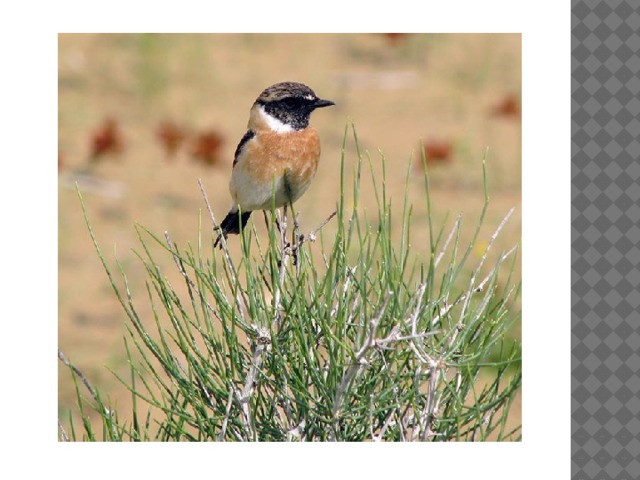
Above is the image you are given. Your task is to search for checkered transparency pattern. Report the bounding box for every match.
[572,1,640,479]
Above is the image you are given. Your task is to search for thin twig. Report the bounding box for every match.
[200,178,266,440]
[164,231,221,322]
[217,387,235,441]
[293,211,302,270]
[272,206,289,332]
[374,409,396,442]
[372,356,402,441]
[331,293,393,428]
[58,348,113,422]
[434,214,462,268]
[475,244,519,293]
[376,330,439,346]
[459,208,514,324]
[236,342,268,440]
[409,282,428,338]
[58,421,70,442]
[198,178,248,322]
[58,349,99,405]
[270,208,337,331]
[331,267,355,317]
[412,210,515,442]
[291,210,337,255]
[430,243,519,330]
[399,282,438,366]
[368,394,377,441]
[198,178,220,231]
[420,362,441,441]
[279,375,297,438]
[235,326,272,440]
[287,420,306,441]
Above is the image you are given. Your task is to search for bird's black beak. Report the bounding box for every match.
[313,98,335,109]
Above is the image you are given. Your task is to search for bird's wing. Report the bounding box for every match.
[233,130,256,166]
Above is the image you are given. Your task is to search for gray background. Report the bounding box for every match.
[572,0,640,478]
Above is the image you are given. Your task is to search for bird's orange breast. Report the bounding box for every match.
[243,128,321,189]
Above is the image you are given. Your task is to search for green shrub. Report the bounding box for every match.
[59,126,521,441]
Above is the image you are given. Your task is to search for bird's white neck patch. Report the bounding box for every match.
[257,105,293,133]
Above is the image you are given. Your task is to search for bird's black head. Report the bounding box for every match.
[255,81,334,130]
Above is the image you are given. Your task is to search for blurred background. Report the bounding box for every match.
[58,33,521,433]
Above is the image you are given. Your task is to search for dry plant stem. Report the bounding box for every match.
[409,283,428,339]
[198,178,220,233]
[237,343,268,440]
[419,363,442,441]
[471,409,493,441]
[292,210,337,254]
[368,394,376,441]
[198,179,247,322]
[430,243,518,332]
[476,244,519,293]
[288,420,306,441]
[330,285,445,441]
[372,356,402,441]
[272,208,338,332]
[376,329,438,346]
[331,266,355,318]
[58,348,106,414]
[58,348,118,439]
[279,376,303,440]
[199,178,264,440]
[434,214,462,268]
[405,283,437,366]
[272,403,289,437]
[198,178,230,264]
[272,206,290,332]
[458,207,514,325]
[377,354,408,441]
[58,421,70,442]
[410,209,516,441]
[375,408,397,441]
[292,212,301,271]
[194,375,214,409]
[472,208,516,290]
[393,391,408,442]
[217,386,235,441]
[330,293,393,437]
[164,231,221,323]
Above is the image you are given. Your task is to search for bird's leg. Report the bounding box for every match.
[281,205,289,250]
[274,210,283,236]
[274,205,291,274]
[292,210,302,267]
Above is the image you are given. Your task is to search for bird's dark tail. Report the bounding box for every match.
[214,210,252,248]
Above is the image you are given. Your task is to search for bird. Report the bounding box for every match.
[214,81,335,248]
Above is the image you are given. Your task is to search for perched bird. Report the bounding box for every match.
[214,81,334,247]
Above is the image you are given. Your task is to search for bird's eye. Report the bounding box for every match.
[281,98,300,109]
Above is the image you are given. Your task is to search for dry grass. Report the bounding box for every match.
[58,33,521,437]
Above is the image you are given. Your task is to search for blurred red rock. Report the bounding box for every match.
[156,120,187,159]
[417,139,453,169]
[190,129,225,167]
[491,94,521,119]
[381,33,410,46]
[89,117,124,162]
